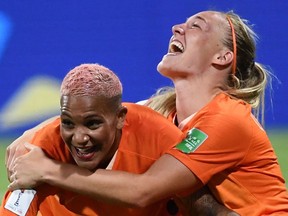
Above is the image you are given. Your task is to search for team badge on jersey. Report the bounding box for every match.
[175,128,208,153]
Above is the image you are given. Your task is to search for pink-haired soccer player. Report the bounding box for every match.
[2,63,236,215]
[1,63,185,215]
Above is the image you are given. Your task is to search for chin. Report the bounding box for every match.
[76,161,97,171]
[157,62,169,76]
[158,67,176,80]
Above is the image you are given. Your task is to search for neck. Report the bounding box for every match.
[98,130,122,170]
[173,76,223,123]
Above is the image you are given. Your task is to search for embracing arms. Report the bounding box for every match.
[6,117,239,215]
[9,144,199,208]
[8,144,239,215]
[5,116,58,181]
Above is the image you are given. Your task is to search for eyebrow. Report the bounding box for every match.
[195,15,207,23]
[186,15,207,24]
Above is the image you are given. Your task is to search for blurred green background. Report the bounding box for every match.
[0,129,287,201]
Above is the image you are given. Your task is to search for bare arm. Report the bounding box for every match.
[5,116,59,181]
[9,145,239,215]
[9,145,201,208]
[181,186,240,216]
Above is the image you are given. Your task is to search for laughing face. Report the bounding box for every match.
[157,11,227,78]
[60,95,126,171]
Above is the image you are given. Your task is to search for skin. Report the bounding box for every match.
[5,116,59,182]
[158,11,232,122]
[9,95,127,187]
[8,11,239,215]
[59,95,126,171]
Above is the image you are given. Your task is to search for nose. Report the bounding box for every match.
[172,24,185,35]
[72,128,89,145]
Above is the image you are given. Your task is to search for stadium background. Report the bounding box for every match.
[0,1,287,197]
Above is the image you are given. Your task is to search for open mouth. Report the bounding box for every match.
[169,40,184,54]
[73,145,99,160]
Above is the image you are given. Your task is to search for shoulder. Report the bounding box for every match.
[121,102,183,141]
[32,117,69,160]
[204,93,252,125]
[119,103,183,158]
[123,102,173,125]
[34,117,61,138]
[188,94,254,138]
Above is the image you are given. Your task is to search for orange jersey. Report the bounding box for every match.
[167,93,288,215]
[1,103,184,216]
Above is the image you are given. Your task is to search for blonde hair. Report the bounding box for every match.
[222,11,272,125]
[147,11,273,126]
[145,87,176,118]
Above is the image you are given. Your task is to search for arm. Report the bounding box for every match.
[180,186,239,216]
[9,145,201,208]
[5,116,59,180]
[9,145,239,216]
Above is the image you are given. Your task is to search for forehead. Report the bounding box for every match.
[187,11,228,41]
[61,95,111,112]
[187,11,225,26]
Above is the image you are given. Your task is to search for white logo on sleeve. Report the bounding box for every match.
[5,189,36,216]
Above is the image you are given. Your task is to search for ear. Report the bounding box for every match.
[116,106,127,129]
[212,49,233,67]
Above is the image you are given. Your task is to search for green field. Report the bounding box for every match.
[0,130,287,201]
[0,139,12,200]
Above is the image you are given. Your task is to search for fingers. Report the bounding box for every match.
[5,145,10,167]
[8,157,18,182]
[6,146,17,181]
[8,171,36,191]
[5,145,14,171]
[6,143,30,181]
[24,142,36,151]
[6,144,44,191]
[8,179,17,191]
[8,164,30,191]
[5,130,34,170]
[5,146,11,181]
[5,137,23,168]
[6,146,16,182]
[10,171,16,181]
[8,172,18,191]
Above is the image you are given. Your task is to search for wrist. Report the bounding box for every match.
[41,159,61,185]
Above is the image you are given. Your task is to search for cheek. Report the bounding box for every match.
[94,127,117,147]
[91,129,114,145]
[60,129,72,145]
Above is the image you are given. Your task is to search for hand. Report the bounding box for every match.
[5,129,35,182]
[8,143,49,191]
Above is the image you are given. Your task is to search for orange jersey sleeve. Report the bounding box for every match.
[31,118,73,163]
[166,93,288,215]
[0,119,70,216]
[58,103,185,216]
[114,103,184,173]
[1,103,185,216]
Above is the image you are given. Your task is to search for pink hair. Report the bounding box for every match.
[60,63,122,98]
